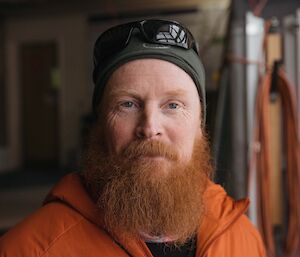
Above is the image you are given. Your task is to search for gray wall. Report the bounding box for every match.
[0,18,6,147]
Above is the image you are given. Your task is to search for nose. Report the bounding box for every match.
[135,105,162,139]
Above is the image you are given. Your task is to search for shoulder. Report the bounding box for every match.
[202,183,266,257]
[0,202,108,257]
[0,202,128,257]
[0,202,82,256]
[206,213,266,257]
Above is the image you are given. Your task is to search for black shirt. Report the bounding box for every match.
[146,237,196,257]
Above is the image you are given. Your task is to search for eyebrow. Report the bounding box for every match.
[163,89,188,97]
[107,90,141,101]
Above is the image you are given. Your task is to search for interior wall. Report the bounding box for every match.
[0,0,229,19]
[0,18,6,147]
[1,14,89,171]
[0,17,10,171]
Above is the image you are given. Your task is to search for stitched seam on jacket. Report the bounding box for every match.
[40,216,85,257]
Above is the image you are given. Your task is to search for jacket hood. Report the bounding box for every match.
[44,173,104,228]
[44,173,249,256]
[196,181,250,256]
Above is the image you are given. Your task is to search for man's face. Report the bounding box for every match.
[83,58,211,244]
[100,59,202,168]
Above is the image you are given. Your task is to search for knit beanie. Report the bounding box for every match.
[92,30,206,121]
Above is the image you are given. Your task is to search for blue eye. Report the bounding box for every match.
[120,101,134,108]
[168,103,179,109]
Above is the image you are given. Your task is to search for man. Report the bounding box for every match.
[0,19,266,256]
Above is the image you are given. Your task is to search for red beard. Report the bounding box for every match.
[81,125,213,245]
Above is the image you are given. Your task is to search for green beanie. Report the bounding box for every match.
[92,32,206,121]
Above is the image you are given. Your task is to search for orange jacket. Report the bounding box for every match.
[0,173,266,256]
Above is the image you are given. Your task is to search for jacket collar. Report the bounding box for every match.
[44,173,249,257]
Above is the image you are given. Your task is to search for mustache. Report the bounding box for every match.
[122,140,179,161]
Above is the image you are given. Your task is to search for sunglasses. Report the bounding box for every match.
[93,19,199,69]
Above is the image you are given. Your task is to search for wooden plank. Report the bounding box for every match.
[266,32,283,226]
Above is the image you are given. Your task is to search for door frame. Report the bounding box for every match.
[3,18,65,170]
[20,41,60,168]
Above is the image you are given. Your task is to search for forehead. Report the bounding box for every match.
[104,59,200,99]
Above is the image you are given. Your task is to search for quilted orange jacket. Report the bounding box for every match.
[0,173,266,257]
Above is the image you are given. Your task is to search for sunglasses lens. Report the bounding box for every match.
[94,24,133,67]
[142,20,191,49]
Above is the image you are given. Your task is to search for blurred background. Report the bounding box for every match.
[0,0,300,256]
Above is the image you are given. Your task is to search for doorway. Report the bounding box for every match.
[20,42,59,169]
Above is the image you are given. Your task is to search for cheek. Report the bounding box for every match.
[168,120,201,160]
[105,117,136,154]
